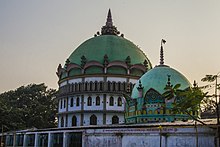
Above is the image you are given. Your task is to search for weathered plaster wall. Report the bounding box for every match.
[83,126,216,147]
[1,123,216,147]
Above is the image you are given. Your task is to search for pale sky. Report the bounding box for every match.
[0,0,220,93]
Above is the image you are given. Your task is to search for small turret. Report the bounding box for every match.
[137,80,144,98]
[166,75,173,88]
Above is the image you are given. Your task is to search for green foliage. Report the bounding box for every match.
[0,83,57,132]
[201,74,220,111]
[201,74,220,89]
[172,87,207,113]
[163,84,182,101]
[201,75,218,82]
[163,84,206,113]
[163,84,208,125]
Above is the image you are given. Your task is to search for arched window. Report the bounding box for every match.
[60,100,63,109]
[112,115,119,124]
[90,114,97,125]
[96,96,100,106]
[85,82,88,91]
[74,83,77,91]
[64,99,66,108]
[108,81,111,91]
[72,116,77,126]
[112,82,116,91]
[94,81,98,91]
[118,97,122,106]
[99,82,103,91]
[76,97,80,106]
[109,96,114,106]
[72,84,75,92]
[71,83,74,92]
[70,98,74,107]
[88,97,92,106]
[78,83,81,91]
[89,81,93,91]
[61,117,64,127]
[122,82,126,91]
[118,82,121,91]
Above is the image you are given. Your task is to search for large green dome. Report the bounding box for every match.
[68,35,151,68]
[131,65,191,98]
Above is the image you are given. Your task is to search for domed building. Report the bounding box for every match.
[0,10,216,147]
[125,40,197,124]
[56,9,151,127]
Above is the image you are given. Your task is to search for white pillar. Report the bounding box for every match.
[23,134,27,147]
[13,133,16,147]
[63,132,67,147]
[82,132,85,147]
[34,133,38,147]
[48,133,51,147]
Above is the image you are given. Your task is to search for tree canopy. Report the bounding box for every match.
[0,83,57,132]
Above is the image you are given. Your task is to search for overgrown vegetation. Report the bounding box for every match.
[0,83,57,132]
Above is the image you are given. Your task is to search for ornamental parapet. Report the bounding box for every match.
[57,81,134,97]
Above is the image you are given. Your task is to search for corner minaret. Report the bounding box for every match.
[101,9,120,36]
[160,39,166,65]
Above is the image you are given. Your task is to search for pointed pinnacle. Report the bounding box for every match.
[106,9,113,26]
[101,9,120,36]
[160,39,166,65]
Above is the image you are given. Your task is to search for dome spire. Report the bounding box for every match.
[101,9,120,36]
[160,39,166,65]
[106,9,113,26]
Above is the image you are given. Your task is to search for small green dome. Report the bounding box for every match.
[68,35,151,68]
[131,65,191,98]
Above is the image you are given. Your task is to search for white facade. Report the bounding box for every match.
[107,77,127,82]
[68,78,83,84]
[84,77,104,82]
[58,89,126,128]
